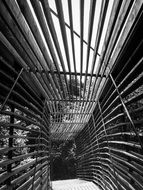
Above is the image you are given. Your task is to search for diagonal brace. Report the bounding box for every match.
[0,68,23,111]
[110,74,143,150]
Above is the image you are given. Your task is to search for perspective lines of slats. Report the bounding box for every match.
[52,179,100,190]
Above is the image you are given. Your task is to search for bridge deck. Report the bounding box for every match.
[52,179,100,190]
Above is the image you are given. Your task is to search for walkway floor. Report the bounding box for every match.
[52,179,100,190]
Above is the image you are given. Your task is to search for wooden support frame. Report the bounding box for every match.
[0,0,143,189]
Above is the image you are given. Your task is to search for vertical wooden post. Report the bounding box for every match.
[7,106,14,189]
[86,123,94,181]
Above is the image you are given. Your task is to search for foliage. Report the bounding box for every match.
[51,140,76,180]
[0,106,37,167]
[68,76,82,97]
[50,76,96,124]
[50,76,83,123]
[0,107,27,154]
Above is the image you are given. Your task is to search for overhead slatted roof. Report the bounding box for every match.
[0,0,142,141]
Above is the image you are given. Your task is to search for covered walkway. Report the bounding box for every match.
[0,0,143,190]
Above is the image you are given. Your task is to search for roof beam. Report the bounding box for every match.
[44,71,106,77]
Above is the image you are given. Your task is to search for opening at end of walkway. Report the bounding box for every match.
[52,179,100,190]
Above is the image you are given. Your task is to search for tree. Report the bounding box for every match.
[50,140,76,180]
[51,76,84,123]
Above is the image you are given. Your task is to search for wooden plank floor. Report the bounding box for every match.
[52,179,100,190]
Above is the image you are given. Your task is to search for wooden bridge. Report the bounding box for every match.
[0,0,143,190]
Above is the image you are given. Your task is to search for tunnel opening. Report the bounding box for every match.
[50,140,76,181]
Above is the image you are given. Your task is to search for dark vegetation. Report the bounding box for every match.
[50,140,76,180]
